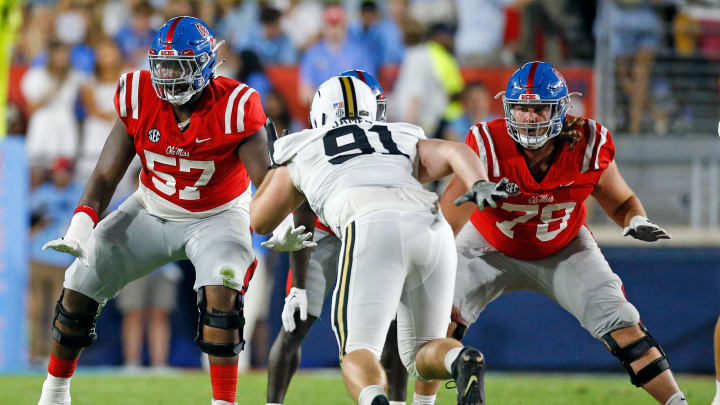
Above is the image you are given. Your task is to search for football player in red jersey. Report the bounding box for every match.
[422,61,686,405]
[36,17,313,405]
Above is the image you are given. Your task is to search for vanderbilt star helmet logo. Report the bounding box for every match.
[148,128,161,143]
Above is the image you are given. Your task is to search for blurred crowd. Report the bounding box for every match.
[8,1,720,178]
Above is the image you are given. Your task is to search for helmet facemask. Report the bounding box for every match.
[376,94,387,122]
[149,40,224,105]
[499,92,569,150]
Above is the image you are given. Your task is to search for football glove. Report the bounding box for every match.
[281,287,308,332]
[623,215,671,242]
[261,214,317,252]
[454,178,510,209]
[42,211,94,265]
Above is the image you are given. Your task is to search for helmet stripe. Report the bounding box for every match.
[525,61,539,93]
[338,76,357,117]
[354,69,366,84]
[165,17,183,49]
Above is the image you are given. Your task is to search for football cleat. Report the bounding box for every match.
[451,347,486,405]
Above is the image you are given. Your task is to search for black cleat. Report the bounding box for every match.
[451,347,486,405]
[370,394,390,405]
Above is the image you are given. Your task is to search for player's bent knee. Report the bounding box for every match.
[591,301,640,339]
[52,289,101,348]
[195,286,245,357]
[601,324,670,387]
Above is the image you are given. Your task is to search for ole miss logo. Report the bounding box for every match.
[194,23,209,37]
[148,128,161,143]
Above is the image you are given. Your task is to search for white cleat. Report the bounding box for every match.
[210,400,237,405]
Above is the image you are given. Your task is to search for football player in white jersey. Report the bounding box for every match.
[265,69,411,405]
[251,75,509,405]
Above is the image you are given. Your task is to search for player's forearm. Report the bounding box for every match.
[446,143,489,189]
[289,201,316,289]
[605,194,647,228]
[439,176,476,235]
[77,175,120,216]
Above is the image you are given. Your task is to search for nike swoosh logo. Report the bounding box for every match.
[196,138,211,143]
[464,375,478,396]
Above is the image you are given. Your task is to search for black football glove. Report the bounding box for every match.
[454,178,510,209]
[265,118,279,168]
[623,215,671,242]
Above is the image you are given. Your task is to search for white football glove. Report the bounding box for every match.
[261,214,317,252]
[281,287,308,332]
[622,215,671,242]
[42,211,94,265]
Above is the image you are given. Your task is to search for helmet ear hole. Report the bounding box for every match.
[321,113,326,126]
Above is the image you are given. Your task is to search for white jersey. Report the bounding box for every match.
[273,119,439,234]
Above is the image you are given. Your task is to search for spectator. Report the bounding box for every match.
[215,0,261,54]
[236,50,272,101]
[264,90,303,135]
[454,0,520,66]
[280,0,323,52]
[27,157,83,364]
[390,21,464,138]
[515,0,568,65]
[54,0,96,74]
[21,38,84,165]
[409,0,455,26]
[116,263,181,371]
[348,1,384,73]
[298,4,375,105]
[114,0,157,69]
[443,81,499,141]
[597,0,661,135]
[77,37,122,184]
[249,6,298,66]
[378,0,409,66]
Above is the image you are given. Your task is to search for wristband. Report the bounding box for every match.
[74,205,99,226]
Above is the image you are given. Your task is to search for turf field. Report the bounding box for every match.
[2,370,714,405]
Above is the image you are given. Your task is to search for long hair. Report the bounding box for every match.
[554,116,586,149]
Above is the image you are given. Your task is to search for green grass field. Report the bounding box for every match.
[1,370,714,405]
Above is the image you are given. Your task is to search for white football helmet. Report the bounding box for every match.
[309,75,377,128]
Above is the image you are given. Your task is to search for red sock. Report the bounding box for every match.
[48,354,78,378]
[210,363,237,403]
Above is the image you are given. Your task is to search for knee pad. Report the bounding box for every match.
[51,289,100,348]
[601,324,670,387]
[195,287,245,357]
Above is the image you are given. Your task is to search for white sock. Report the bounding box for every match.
[716,379,720,396]
[358,385,387,405]
[389,402,406,405]
[411,392,436,405]
[38,374,71,405]
[210,400,237,405]
[664,391,687,405]
[444,347,463,374]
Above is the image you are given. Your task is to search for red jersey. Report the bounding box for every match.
[465,117,614,260]
[113,70,266,214]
